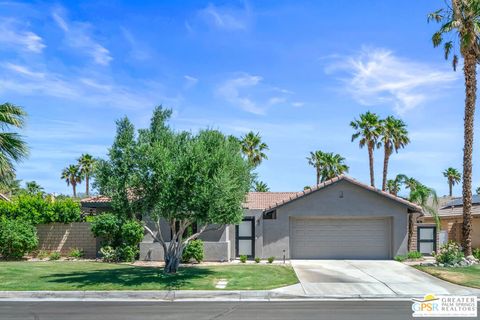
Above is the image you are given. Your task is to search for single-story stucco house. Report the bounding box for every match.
[82,175,437,261]
[421,195,480,250]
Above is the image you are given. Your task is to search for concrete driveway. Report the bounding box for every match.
[290,260,480,298]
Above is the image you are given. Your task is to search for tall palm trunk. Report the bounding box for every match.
[368,142,375,187]
[72,183,77,198]
[448,180,453,197]
[462,50,476,257]
[316,168,320,185]
[382,145,390,191]
[85,174,90,196]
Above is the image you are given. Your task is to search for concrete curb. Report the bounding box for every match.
[0,290,453,302]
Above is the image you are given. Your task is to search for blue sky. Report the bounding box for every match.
[0,0,474,197]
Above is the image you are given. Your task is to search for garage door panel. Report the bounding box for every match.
[291,218,390,259]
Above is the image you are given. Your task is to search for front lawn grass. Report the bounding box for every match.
[0,261,298,291]
[416,264,480,289]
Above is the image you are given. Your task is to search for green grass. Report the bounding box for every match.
[0,261,298,291]
[416,265,480,289]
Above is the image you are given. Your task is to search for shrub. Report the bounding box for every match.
[49,251,61,261]
[239,255,247,263]
[116,245,138,262]
[90,213,120,245]
[100,246,117,262]
[435,241,464,265]
[36,250,49,260]
[394,255,407,262]
[0,194,81,224]
[120,220,144,247]
[406,251,423,260]
[254,257,261,263]
[267,256,275,264]
[182,239,204,263]
[69,248,84,259]
[0,218,38,259]
[473,248,480,260]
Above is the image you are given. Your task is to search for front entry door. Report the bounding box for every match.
[236,217,255,258]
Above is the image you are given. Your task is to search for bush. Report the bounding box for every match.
[120,220,144,247]
[116,245,138,262]
[90,213,120,245]
[435,241,464,265]
[267,256,275,264]
[0,194,81,225]
[182,239,204,263]
[406,251,423,260]
[394,255,407,262]
[0,218,38,259]
[49,251,61,261]
[35,250,49,260]
[239,255,247,263]
[69,248,84,259]
[100,246,117,262]
[254,257,261,263]
[473,248,480,260]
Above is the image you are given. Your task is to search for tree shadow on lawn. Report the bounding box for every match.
[41,266,215,290]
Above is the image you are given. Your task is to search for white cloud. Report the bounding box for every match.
[184,75,199,88]
[52,8,112,66]
[291,101,304,107]
[0,18,45,53]
[0,62,180,110]
[197,3,249,31]
[325,47,458,114]
[216,74,264,114]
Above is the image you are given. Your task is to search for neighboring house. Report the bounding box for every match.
[422,195,480,250]
[81,175,424,261]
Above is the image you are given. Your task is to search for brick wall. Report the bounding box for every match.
[36,222,99,258]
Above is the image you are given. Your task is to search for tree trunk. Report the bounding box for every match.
[462,51,476,257]
[382,145,390,191]
[72,183,77,198]
[316,168,320,185]
[164,247,183,273]
[368,143,375,187]
[449,180,453,197]
[407,213,414,252]
[86,175,90,196]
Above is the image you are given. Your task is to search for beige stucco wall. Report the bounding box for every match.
[424,215,480,248]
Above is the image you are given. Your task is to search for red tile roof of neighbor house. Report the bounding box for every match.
[81,175,422,212]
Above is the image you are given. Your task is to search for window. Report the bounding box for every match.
[263,210,277,220]
[417,226,436,255]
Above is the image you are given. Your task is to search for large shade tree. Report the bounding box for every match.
[380,116,409,191]
[61,165,82,198]
[96,107,252,273]
[78,153,96,196]
[0,103,28,184]
[240,131,269,167]
[443,167,461,197]
[350,111,382,187]
[429,0,480,256]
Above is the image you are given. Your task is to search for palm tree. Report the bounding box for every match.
[240,131,269,167]
[0,103,28,183]
[78,153,96,196]
[386,174,403,196]
[350,111,382,187]
[25,181,44,195]
[403,177,439,250]
[61,165,82,197]
[476,187,480,195]
[428,0,480,257]
[253,180,269,192]
[307,150,349,184]
[443,167,461,197]
[380,116,410,191]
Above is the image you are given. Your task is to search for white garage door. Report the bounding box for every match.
[291,218,391,259]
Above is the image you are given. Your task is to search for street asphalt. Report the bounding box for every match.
[0,301,476,320]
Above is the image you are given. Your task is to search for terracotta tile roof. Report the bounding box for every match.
[264,175,423,212]
[81,195,112,204]
[244,192,300,210]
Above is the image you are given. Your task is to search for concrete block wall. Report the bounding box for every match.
[36,222,99,258]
